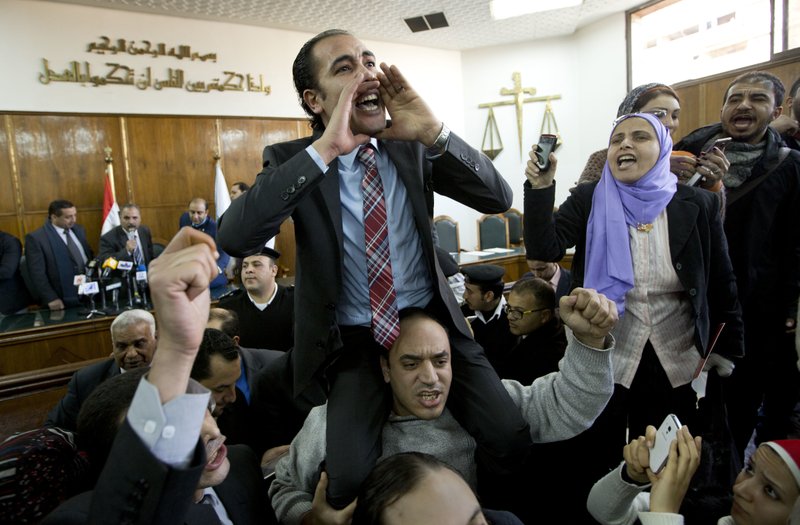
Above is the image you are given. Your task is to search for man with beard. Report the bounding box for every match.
[674,71,800,454]
[98,204,155,267]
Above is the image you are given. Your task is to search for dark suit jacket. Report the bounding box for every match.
[216,346,283,449]
[98,225,155,266]
[524,181,744,359]
[555,267,572,301]
[24,222,94,307]
[676,124,800,325]
[42,421,206,525]
[43,422,274,525]
[45,359,120,431]
[497,319,567,385]
[218,132,513,394]
[0,231,32,314]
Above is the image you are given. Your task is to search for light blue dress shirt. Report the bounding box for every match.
[306,139,433,327]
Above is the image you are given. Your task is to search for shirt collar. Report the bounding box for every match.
[475,295,506,324]
[548,265,561,290]
[247,282,278,310]
[339,138,380,171]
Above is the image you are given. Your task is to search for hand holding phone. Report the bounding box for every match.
[534,134,559,172]
[702,137,732,154]
[649,414,682,474]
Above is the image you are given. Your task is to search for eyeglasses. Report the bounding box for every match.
[503,304,549,321]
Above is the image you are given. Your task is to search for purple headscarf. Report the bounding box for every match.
[584,112,677,315]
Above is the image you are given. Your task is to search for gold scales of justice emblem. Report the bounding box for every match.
[479,72,562,160]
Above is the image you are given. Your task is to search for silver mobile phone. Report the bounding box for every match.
[649,414,682,474]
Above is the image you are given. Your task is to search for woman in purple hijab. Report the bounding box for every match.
[523,113,744,498]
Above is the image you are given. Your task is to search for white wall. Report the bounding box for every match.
[444,13,628,250]
[0,0,464,131]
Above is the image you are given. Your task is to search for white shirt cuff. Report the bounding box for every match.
[306,145,330,173]
[126,376,210,468]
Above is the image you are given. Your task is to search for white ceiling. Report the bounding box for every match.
[45,0,646,50]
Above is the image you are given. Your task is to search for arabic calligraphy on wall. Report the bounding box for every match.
[87,36,217,62]
[38,36,271,95]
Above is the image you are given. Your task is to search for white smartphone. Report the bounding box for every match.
[649,414,682,474]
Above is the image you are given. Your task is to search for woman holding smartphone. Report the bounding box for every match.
[578,83,729,192]
[587,427,800,525]
[524,112,744,486]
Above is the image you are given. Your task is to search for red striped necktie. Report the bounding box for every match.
[357,145,400,350]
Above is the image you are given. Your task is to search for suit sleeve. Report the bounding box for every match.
[44,422,206,525]
[218,146,325,257]
[98,231,133,263]
[429,132,513,213]
[0,233,22,280]
[24,233,59,304]
[523,181,589,262]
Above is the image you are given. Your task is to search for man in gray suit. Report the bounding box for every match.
[218,29,530,507]
[25,199,94,310]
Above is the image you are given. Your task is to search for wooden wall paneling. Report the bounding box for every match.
[0,116,23,240]
[12,114,123,252]
[126,116,218,241]
[218,118,304,187]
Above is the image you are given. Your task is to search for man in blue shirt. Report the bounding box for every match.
[218,29,530,508]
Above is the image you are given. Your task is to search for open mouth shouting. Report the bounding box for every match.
[355,92,381,112]
[418,389,443,409]
[730,113,754,131]
[616,153,637,169]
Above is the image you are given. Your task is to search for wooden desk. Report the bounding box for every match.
[456,247,528,281]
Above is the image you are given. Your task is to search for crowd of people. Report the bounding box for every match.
[1,28,800,524]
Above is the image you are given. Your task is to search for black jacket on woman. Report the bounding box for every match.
[524,180,744,360]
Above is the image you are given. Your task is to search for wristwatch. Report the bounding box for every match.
[430,123,450,155]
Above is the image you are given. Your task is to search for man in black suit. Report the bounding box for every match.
[0,230,32,314]
[218,29,531,508]
[45,309,157,430]
[498,278,567,385]
[522,259,572,302]
[206,308,285,449]
[43,227,275,525]
[98,203,155,267]
[25,200,94,310]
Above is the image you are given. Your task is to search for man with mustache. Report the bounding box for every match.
[43,228,275,525]
[98,203,155,267]
[45,309,157,431]
[674,71,800,456]
[218,29,531,507]
[270,287,618,525]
